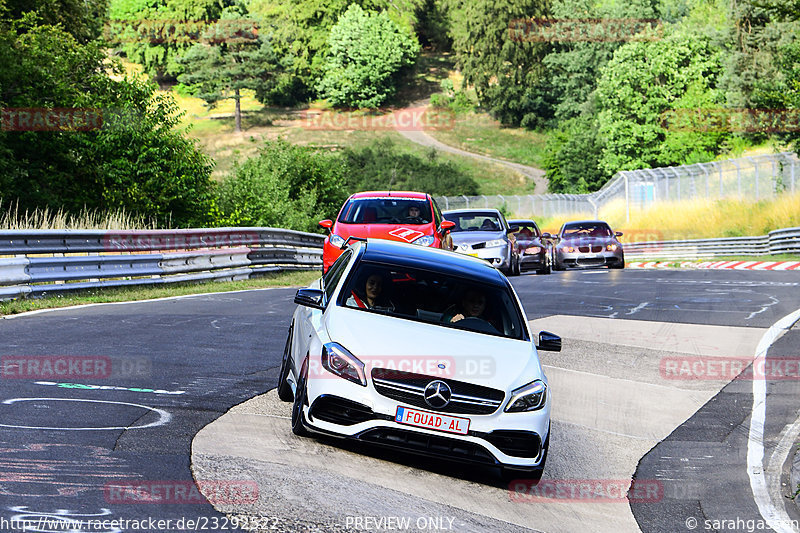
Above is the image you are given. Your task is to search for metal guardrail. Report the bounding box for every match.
[0,227,324,301]
[624,227,800,259]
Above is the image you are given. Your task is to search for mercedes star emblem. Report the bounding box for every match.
[424,380,452,409]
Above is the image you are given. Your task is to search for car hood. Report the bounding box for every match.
[333,222,436,244]
[325,307,545,392]
[449,231,507,245]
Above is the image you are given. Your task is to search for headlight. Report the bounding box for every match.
[321,343,366,386]
[412,235,435,247]
[525,246,542,254]
[606,244,618,251]
[484,239,506,247]
[505,380,547,412]
[561,246,575,253]
[329,234,345,248]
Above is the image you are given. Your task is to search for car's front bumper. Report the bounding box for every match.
[452,246,511,270]
[554,249,624,269]
[519,252,548,271]
[300,372,550,469]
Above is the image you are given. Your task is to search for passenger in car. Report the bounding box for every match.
[347,273,394,311]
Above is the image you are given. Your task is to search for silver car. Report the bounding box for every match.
[443,209,520,276]
[552,220,625,270]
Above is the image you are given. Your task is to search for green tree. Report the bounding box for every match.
[442,0,549,127]
[6,0,109,42]
[595,31,725,174]
[216,140,347,231]
[542,113,609,193]
[178,7,279,131]
[317,4,419,108]
[107,0,229,84]
[0,21,215,227]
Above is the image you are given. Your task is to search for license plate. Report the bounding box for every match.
[395,406,470,435]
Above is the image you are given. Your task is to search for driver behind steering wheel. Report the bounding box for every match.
[442,288,498,332]
[404,204,426,223]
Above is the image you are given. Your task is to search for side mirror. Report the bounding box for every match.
[440,220,456,233]
[615,231,623,237]
[537,331,561,352]
[541,232,552,239]
[319,219,333,231]
[508,224,520,233]
[294,288,324,309]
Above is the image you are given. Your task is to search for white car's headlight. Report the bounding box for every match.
[484,239,506,248]
[412,235,435,247]
[322,343,366,386]
[329,234,345,248]
[505,380,547,412]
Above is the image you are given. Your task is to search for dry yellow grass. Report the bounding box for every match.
[536,193,800,240]
[0,201,158,230]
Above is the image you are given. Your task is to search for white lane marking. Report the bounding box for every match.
[0,286,291,320]
[626,302,649,315]
[746,296,780,321]
[0,398,171,430]
[747,307,800,533]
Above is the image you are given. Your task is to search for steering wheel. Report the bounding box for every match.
[455,317,500,334]
[403,216,424,224]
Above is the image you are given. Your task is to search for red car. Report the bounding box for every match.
[319,191,455,273]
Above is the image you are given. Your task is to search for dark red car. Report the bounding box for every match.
[508,219,554,275]
[319,191,455,273]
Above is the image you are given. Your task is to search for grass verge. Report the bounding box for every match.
[0,270,320,316]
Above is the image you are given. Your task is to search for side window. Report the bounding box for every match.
[323,250,352,304]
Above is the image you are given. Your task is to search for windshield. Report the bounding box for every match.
[338,198,432,225]
[338,262,527,340]
[444,212,504,232]
[562,223,612,238]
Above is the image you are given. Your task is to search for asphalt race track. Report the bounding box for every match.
[1,269,799,533]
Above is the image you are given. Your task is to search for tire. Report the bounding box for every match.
[277,323,294,402]
[537,262,551,275]
[514,256,522,276]
[291,358,310,437]
[509,255,520,277]
[552,259,563,271]
[611,255,625,269]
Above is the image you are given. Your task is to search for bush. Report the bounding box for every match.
[317,5,419,108]
[340,138,479,195]
[215,140,347,232]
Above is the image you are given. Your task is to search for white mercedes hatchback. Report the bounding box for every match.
[277,239,559,478]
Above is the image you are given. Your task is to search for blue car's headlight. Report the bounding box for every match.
[321,343,366,386]
[329,234,345,248]
[505,380,547,412]
[412,235,435,247]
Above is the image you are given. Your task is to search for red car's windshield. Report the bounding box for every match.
[338,198,432,225]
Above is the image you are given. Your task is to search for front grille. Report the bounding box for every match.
[576,257,605,266]
[357,427,496,464]
[471,242,486,250]
[483,430,542,458]
[309,395,377,426]
[371,368,504,415]
[578,245,603,253]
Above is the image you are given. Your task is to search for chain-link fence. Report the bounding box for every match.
[434,152,799,220]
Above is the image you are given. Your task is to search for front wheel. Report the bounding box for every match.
[291,358,310,437]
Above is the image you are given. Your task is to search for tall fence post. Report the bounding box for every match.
[731,159,742,196]
[462,195,469,208]
[624,172,630,223]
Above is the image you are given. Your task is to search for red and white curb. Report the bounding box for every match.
[627,261,800,270]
